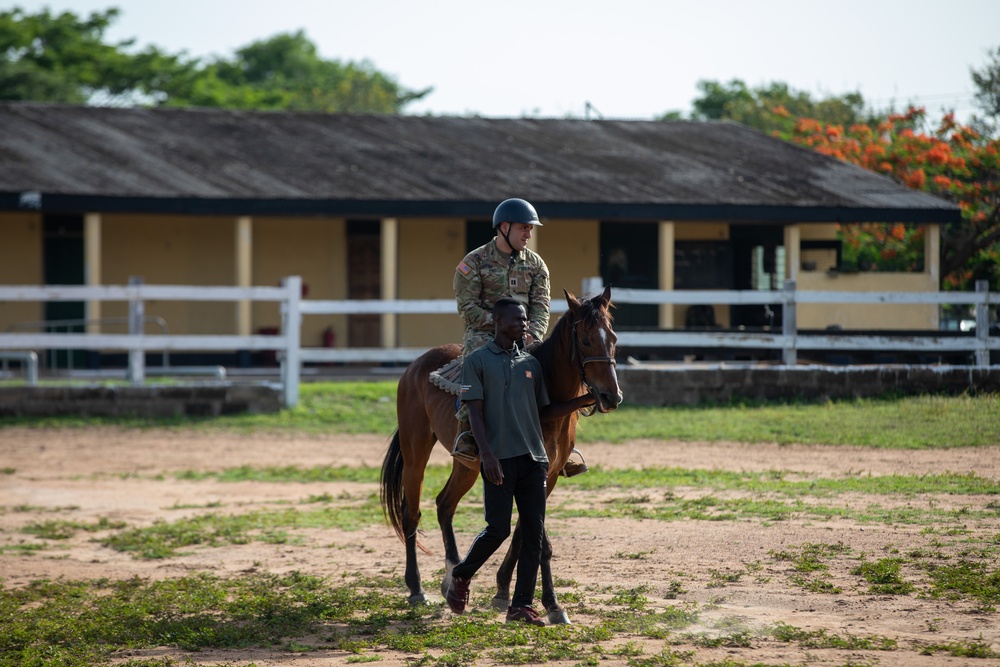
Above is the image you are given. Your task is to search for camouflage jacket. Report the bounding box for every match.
[453,238,550,356]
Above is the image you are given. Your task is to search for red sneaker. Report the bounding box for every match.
[445,575,470,614]
[505,605,545,626]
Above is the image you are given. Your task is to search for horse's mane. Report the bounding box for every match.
[531,294,612,373]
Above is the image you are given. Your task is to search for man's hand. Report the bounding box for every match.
[480,450,503,485]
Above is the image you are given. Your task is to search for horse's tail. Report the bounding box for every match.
[379,429,407,543]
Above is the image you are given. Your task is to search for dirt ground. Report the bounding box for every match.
[1,427,999,666]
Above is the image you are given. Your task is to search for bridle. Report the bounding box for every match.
[569,316,617,417]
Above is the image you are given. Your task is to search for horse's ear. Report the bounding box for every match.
[563,288,582,312]
[601,284,612,305]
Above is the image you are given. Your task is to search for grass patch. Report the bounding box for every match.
[0,570,715,667]
[768,621,897,650]
[852,557,915,595]
[2,385,998,448]
[101,501,389,558]
[923,559,1000,611]
[21,517,127,540]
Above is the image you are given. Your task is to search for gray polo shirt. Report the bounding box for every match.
[459,340,550,463]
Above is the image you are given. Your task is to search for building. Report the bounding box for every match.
[0,103,960,365]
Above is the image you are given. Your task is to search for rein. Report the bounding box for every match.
[569,318,616,417]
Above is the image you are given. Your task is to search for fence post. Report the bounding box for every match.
[127,276,145,385]
[281,276,302,408]
[975,280,990,367]
[782,280,797,366]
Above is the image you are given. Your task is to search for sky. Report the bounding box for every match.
[10,0,1000,122]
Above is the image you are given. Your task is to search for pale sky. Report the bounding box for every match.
[10,0,1000,122]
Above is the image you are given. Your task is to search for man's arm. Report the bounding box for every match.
[454,256,492,331]
[538,393,596,422]
[467,399,503,485]
[526,258,551,341]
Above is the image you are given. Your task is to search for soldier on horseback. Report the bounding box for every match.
[449,198,588,477]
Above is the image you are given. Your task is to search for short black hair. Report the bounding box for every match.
[493,297,522,314]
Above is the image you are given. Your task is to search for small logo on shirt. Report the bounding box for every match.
[457,261,472,276]
[459,384,471,394]
[509,277,518,289]
[525,370,532,379]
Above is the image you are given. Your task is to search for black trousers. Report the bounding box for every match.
[452,454,548,608]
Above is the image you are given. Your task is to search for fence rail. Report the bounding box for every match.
[0,276,996,407]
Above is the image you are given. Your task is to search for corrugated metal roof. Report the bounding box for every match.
[0,103,959,222]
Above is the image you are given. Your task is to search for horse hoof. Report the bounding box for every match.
[491,595,510,612]
[440,568,453,599]
[546,608,572,625]
[408,593,428,606]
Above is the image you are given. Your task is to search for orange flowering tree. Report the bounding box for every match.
[773,106,1000,290]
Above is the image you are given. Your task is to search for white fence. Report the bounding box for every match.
[1,276,997,408]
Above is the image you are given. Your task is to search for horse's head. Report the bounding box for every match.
[563,284,623,413]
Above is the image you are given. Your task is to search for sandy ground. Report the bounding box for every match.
[1,427,999,666]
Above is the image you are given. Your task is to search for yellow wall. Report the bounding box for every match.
[252,217,345,348]
[537,219,600,315]
[0,213,44,328]
[798,270,938,329]
[396,218,465,348]
[675,222,729,240]
[100,215,235,334]
[0,212,943,346]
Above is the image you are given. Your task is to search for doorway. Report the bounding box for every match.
[43,215,86,368]
[599,221,659,328]
[346,220,381,347]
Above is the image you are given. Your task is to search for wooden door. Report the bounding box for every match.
[347,221,381,347]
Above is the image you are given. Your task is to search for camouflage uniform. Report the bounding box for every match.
[454,238,550,357]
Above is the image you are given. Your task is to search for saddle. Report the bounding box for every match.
[429,357,464,396]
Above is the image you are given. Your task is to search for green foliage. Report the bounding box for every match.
[0,8,429,112]
[923,558,1000,611]
[971,45,1000,125]
[161,30,430,113]
[685,78,874,132]
[767,622,897,650]
[852,557,915,595]
[4,385,999,450]
[577,393,1000,448]
[0,7,193,105]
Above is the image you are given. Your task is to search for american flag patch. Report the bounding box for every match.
[457,261,472,275]
[525,370,532,379]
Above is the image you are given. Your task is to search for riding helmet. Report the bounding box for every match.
[492,198,542,228]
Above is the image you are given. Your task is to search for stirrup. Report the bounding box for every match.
[452,431,480,464]
[560,448,589,477]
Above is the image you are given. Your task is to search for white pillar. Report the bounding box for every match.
[381,217,398,348]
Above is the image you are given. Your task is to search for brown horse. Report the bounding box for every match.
[380,285,622,623]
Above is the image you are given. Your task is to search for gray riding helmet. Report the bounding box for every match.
[492,198,543,228]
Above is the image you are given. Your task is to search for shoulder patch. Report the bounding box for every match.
[457,261,472,276]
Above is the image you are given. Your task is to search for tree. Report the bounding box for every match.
[682,78,874,133]
[0,7,192,105]
[159,31,430,113]
[0,8,430,113]
[774,106,1000,290]
[971,45,1000,130]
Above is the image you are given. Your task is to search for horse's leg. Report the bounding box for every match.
[491,519,520,610]
[399,457,431,605]
[538,526,570,624]
[436,463,479,595]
